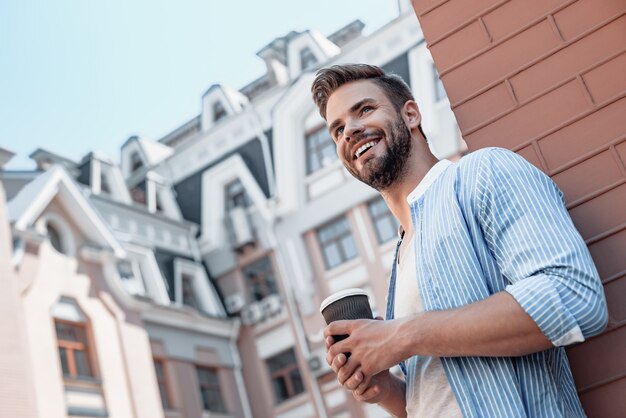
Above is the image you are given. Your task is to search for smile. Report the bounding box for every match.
[354,140,380,159]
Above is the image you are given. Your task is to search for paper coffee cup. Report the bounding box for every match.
[320,288,373,345]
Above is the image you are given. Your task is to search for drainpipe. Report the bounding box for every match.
[229,319,253,418]
[268,229,329,418]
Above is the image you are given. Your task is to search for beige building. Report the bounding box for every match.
[0,4,464,418]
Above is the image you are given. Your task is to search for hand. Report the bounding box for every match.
[326,337,393,404]
[324,317,407,381]
[351,370,394,404]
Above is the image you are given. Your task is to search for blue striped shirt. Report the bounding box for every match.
[385,148,608,417]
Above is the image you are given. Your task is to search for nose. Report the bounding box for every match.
[343,118,364,143]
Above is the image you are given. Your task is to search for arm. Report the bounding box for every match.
[327,291,550,379]
[327,341,407,418]
[327,148,608,380]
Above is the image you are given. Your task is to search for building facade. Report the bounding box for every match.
[0,5,463,418]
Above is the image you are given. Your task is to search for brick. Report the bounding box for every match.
[616,140,626,170]
[411,0,448,16]
[453,82,516,130]
[516,145,544,171]
[605,277,626,323]
[568,183,626,241]
[567,327,626,391]
[589,228,626,281]
[443,19,561,103]
[510,15,626,103]
[482,0,568,42]
[583,50,626,104]
[552,150,623,204]
[554,0,626,42]
[429,20,490,71]
[418,0,502,41]
[465,80,588,150]
[538,97,626,170]
[578,376,626,418]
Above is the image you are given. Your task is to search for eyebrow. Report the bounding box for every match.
[328,98,376,136]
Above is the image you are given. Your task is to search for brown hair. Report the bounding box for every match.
[311,64,415,120]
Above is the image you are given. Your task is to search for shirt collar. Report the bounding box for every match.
[398,159,453,239]
[406,159,453,204]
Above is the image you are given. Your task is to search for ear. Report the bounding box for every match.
[401,100,422,131]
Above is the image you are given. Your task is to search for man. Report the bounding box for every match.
[311,64,608,417]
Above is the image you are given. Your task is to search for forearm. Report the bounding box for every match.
[398,291,553,358]
[377,373,407,418]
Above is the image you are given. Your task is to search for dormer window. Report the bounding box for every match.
[130,152,143,173]
[100,171,111,195]
[117,260,146,296]
[225,179,251,211]
[213,101,227,123]
[181,273,200,309]
[130,183,147,206]
[300,47,317,70]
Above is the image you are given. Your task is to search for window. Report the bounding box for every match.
[55,320,94,379]
[213,101,228,123]
[267,349,304,403]
[317,216,358,269]
[181,274,200,309]
[305,127,337,174]
[242,256,278,302]
[100,171,111,194]
[300,47,317,70]
[117,260,146,296]
[196,366,226,413]
[154,359,172,410]
[130,152,143,173]
[130,182,147,206]
[433,63,446,101]
[47,222,65,254]
[368,198,400,244]
[225,179,251,211]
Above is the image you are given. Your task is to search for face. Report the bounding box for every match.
[325,80,413,191]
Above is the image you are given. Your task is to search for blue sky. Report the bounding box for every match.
[0,0,401,169]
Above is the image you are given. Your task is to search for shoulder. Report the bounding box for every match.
[454,147,537,181]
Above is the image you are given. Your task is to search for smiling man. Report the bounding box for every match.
[311,64,608,418]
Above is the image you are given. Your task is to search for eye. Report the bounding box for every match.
[361,106,374,114]
[335,126,344,139]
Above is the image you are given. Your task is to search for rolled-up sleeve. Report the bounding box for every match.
[475,148,608,346]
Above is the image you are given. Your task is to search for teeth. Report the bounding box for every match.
[355,141,378,158]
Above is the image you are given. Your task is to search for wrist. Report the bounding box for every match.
[397,314,424,359]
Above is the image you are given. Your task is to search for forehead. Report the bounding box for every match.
[326,80,389,120]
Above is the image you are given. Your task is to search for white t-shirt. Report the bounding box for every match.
[394,159,462,417]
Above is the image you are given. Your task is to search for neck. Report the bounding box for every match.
[380,139,438,236]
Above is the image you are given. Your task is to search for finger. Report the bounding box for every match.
[354,375,372,396]
[327,339,350,360]
[355,383,381,402]
[343,370,365,390]
[337,357,360,385]
[326,349,346,368]
[325,336,334,350]
[330,353,347,374]
[323,320,352,338]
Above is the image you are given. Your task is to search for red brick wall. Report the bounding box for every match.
[411,0,626,416]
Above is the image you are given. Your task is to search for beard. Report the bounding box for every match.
[345,117,412,191]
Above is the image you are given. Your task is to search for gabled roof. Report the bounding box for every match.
[8,165,125,258]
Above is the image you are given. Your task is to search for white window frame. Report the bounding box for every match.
[36,211,76,257]
[200,154,271,252]
[119,244,171,305]
[173,258,226,317]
